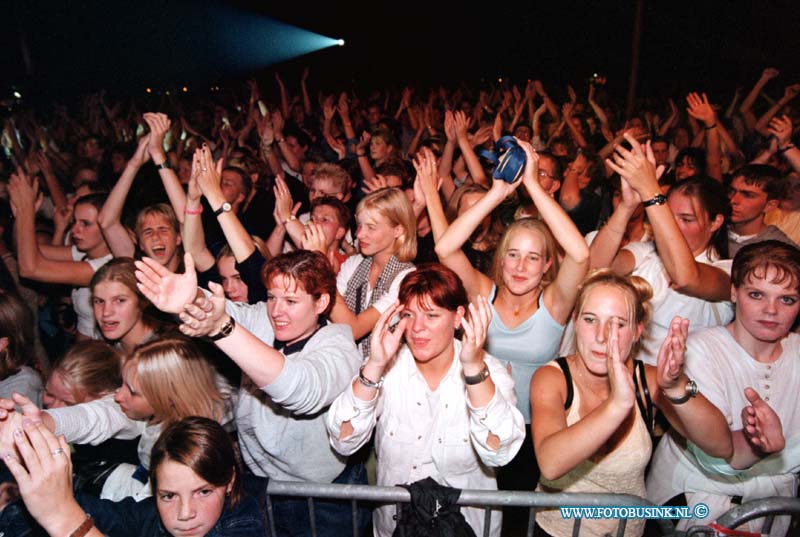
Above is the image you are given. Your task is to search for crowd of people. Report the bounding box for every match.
[0,65,797,536]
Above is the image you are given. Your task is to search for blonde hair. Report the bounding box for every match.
[492,218,559,289]
[310,163,351,195]
[53,340,122,403]
[129,338,224,425]
[573,269,653,358]
[135,203,180,239]
[356,187,417,262]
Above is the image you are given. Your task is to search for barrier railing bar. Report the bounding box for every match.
[265,480,678,536]
[716,497,800,528]
[307,497,316,537]
[351,499,359,537]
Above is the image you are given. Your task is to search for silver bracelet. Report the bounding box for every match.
[358,366,383,389]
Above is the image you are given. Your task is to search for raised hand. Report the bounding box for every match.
[761,68,780,81]
[740,387,785,454]
[412,147,441,197]
[369,301,408,369]
[459,295,491,367]
[195,146,225,200]
[143,112,171,161]
[361,174,391,194]
[300,222,327,254]
[606,321,635,412]
[272,175,299,224]
[322,98,336,121]
[567,84,577,104]
[605,134,660,198]
[782,83,800,102]
[618,176,643,211]
[246,79,260,102]
[131,133,151,168]
[470,126,493,147]
[8,168,40,214]
[686,92,716,128]
[255,112,275,146]
[53,204,74,233]
[337,92,350,118]
[179,281,227,338]
[768,114,793,147]
[655,316,690,392]
[325,134,346,161]
[444,111,457,142]
[453,111,471,141]
[518,138,542,192]
[135,253,198,314]
[356,131,371,153]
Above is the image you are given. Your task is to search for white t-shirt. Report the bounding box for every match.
[70,246,113,338]
[626,241,734,365]
[647,327,800,535]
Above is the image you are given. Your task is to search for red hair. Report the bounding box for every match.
[261,251,336,316]
[398,263,467,312]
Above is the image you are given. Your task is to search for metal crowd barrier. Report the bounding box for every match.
[264,480,678,537]
[685,497,800,536]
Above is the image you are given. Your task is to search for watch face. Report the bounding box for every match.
[222,202,232,212]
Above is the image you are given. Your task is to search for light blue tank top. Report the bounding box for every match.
[485,285,565,422]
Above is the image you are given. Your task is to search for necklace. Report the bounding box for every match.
[572,356,609,402]
[499,286,542,317]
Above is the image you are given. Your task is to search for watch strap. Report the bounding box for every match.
[213,202,232,217]
[208,316,236,341]
[643,194,667,208]
[663,379,698,405]
[463,363,490,385]
[68,514,94,537]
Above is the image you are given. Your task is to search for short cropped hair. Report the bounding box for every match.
[398,263,468,313]
[311,163,351,195]
[311,197,351,229]
[135,203,180,239]
[261,250,337,316]
[732,164,787,201]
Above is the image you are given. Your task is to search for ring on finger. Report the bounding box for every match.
[52,448,64,456]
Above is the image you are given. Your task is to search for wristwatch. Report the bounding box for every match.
[208,316,236,341]
[213,202,232,217]
[464,363,490,385]
[663,379,698,405]
[155,160,171,170]
[643,194,667,208]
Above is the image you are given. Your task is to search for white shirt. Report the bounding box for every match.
[626,241,734,365]
[327,341,525,537]
[70,246,113,338]
[647,327,800,535]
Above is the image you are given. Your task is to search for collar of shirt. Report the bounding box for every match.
[401,339,465,389]
[274,318,328,355]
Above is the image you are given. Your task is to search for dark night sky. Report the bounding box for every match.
[3,1,799,103]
